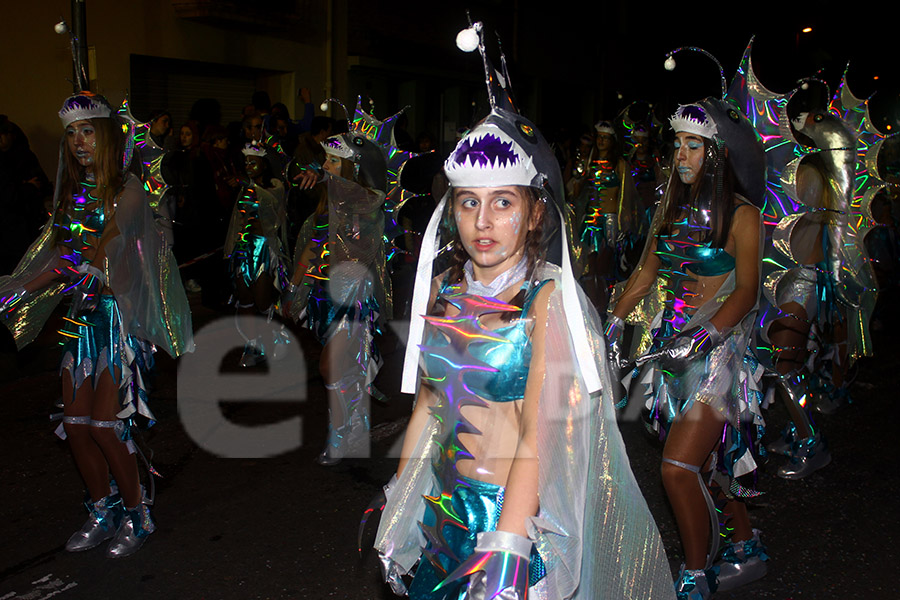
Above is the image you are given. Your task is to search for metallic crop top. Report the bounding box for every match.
[655,205,736,278]
[589,159,621,191]
[58,182,106,263]
[421,280,550,403]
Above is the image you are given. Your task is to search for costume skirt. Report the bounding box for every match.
[230,233,273,288]
[638,310,766,478]
[58,295,156,427]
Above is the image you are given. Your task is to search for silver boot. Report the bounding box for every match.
[766,423,796,457]
[714,529,769,592]
[674,565,714,600]
[777,433,831,479]
[106,504,155,558]
[239,339,265,367]
[65,494,123,552]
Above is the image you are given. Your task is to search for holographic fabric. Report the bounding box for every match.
[225,181,290,292]
[420,280,548,404]
[0,172,193,357]
[726,39,879,366]
[632,201,766,478]
[570,157,639,275]
[377,264,674,600]
[289,175,389,458]
[408,475,545,600]
[59,295,156,426]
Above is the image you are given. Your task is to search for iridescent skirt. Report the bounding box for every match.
[230,233,272,288]
[307,270,381,349]
[407,473,545,600]
[640,313,766,478]
[58,295,155,423]
[580,209,618,255]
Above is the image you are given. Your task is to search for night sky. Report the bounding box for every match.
[414,5,900,132]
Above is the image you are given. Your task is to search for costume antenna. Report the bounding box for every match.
[664,46,727,99]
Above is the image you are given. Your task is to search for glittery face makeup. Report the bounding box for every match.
[453,186,533,283]
[323,155,344,177]
[66,120,96,168]
[244,155,264,179]
[673,132,705,184]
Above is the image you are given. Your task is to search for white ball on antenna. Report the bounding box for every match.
[801,82,809,90]
[320,101,329,112]
[54,21,68,34]
[664,56,676,71]
[456,27,480,52]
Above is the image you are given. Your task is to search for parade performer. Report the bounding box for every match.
[224,140,290,366]
[568,119,639,310]
[0,91,193,557]
[286,99,411,465]
[727,41,880,479]
[373,21,674,600]
[608,90,768,597]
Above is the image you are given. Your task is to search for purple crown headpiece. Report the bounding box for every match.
[594,120,616,136]
[241,141,268,157]
[670,104,718,139]
[59,93,112,128]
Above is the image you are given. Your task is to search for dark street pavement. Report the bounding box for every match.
[0,294,897,599]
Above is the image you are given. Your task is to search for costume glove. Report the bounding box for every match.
[434,530,532,600]
[638,323,723,374]
[368,475,408,595]
[604,314,627,370]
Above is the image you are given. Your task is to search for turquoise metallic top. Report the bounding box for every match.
[423,279,550,403]
[655,207,736,278]
[58,182,106,264]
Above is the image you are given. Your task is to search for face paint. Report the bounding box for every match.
[453,186,533,283]
[66,120,96,168]
[245,155,264,179]
[323,155,344,177]
[673,132,705,184]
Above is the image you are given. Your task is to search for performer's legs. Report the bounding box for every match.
[89,370,141,509]
[317,323,371,465]
[62,375,112,503]
[661,402,724,570]
[768,301,814,440]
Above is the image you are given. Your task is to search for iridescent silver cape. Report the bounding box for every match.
[0,171,193,358]
[376,263,674,599]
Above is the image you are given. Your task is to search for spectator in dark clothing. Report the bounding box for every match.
[393,113,415,152]
[0,115,52,274]
[199,125,241,309]
[147,110,172,149]
[167,121,218,295]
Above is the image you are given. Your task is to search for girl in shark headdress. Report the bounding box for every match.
[285,99,408,465]
[373,21,673,600]
[608,99,768,599]
[0,92,193,558]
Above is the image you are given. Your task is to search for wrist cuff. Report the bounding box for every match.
[475,530,533,558]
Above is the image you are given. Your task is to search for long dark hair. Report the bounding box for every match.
[658,138,736,248]
[440,186,546,321]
